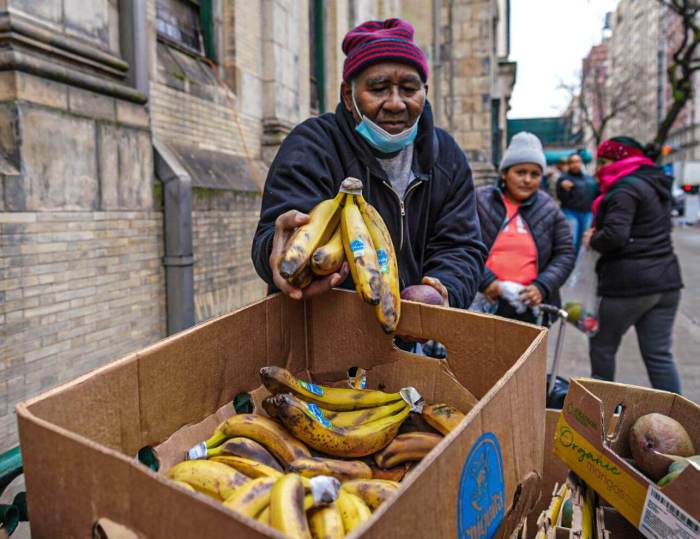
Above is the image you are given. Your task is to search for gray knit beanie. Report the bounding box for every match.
[499,132,546,172]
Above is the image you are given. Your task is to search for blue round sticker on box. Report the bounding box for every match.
[457,432,506,539]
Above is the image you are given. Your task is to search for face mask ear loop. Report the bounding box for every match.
[350,82,363,121]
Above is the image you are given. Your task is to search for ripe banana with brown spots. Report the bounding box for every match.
[323,399,408,428]
[268,393,410,458]
[370,463,410,482]
[260,366,403,411]
[340,192,382,305]
[374,431,443,469]
[336,490,372,533]
[204,413,311,466]
[308,503,345,539]
[422,403,466,435]
[264,393,407,429]
[340,479,399,510]
[278,192,345,282]
[270,474,312,539]
[355,194,401,333]
[288,456,372,482]
[223,476,277,519]
[206,437,282,471]
[209,455,283,479]
[311,227,345,276]
[165,460,248,501]
[257,493,317,526]
[171,480,196,492]
[288,261,314,289]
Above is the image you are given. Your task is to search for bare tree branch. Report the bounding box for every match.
[654,0,700,157]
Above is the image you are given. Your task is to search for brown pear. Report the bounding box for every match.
[629,413,695,481]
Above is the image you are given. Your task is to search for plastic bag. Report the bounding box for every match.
[561,246,600,336]
[469,292,498,314]
[468,281,540,317]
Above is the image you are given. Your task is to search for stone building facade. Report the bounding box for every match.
[581,0,700,176]
[605,0,661,144]
[0,0,514,452]
[603,0,698,154]
[580,40,608,154]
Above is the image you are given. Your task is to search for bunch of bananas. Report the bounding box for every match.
[278,177,401,333]
[167,367,468,538]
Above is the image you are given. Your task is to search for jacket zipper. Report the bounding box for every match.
[382,180,421,251]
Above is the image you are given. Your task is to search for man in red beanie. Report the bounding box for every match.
[252,18,486,310]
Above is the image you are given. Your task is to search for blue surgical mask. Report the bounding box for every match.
[352,87,419,153]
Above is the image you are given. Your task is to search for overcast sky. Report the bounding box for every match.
[508,0,620,119]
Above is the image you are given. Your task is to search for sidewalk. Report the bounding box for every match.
[548,225,700,405]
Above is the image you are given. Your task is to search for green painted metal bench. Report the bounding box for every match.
[0,447,26,536]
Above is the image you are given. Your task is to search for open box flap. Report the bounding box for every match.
[556,379,700,529]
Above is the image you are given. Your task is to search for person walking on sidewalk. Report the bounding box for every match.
[557,153,598,254]
[584,136,684,393]
[476,132,575,325]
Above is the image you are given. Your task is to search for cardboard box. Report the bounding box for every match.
[529,410,643,538]
[17,290,547,538]
[528,410,571,530]
[553,379,700,538]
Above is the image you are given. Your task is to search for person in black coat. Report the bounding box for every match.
[476,132,575,324]
[556,153,599,254]
[251,19,487,309]
[584,136,683,393]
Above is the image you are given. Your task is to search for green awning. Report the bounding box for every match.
[545,149,592,165]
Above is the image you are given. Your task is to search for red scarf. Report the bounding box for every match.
[592,155,655,216]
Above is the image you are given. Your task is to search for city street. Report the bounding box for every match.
[549,225,700,404]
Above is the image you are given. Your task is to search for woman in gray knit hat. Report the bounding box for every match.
[475,132,576,324]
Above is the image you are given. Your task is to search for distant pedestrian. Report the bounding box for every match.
[476,132,575,325]
[584,136,684,393]
[547,157,569,198]
[557,153,598,254]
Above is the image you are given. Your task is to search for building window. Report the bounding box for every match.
[156,0,216,61]
[309,0,325,113]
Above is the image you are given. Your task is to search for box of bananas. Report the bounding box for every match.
[18,280,548,539]
[163,366,467,539]
[278,177,400,334]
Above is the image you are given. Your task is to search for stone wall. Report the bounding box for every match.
[147,0,268,340]
[9,0,121,54]
[192,190,265,322]
[0,208,165,449]
[0,0,164,451]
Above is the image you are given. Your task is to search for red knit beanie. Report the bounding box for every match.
[342,18,428,82]
[597,138,645,161]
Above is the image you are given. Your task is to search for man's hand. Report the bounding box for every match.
[483,280,501,303]
[421,276,449,306]
[519,285,543,306]
[582,227,594,248]
[270,210,349,300]
[560,179,574,191]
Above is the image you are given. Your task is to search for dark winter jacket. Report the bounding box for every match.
[251,102,488,308]
[556,171,599,213]
[591,165,683,297]
[476,185,576,306]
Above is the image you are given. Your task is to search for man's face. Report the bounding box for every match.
[557,159,568,173]
[568,155,583,174]
[341,62,427,135]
